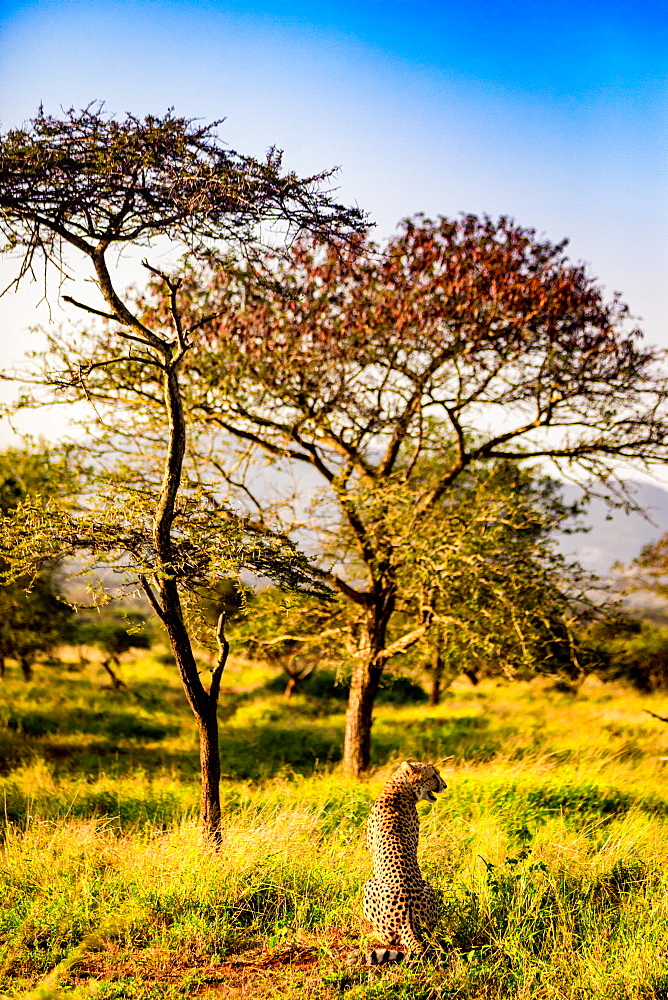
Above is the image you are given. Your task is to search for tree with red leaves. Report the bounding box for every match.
[173,214,668,775]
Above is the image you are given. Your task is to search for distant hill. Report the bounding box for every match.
[559,482,668,577]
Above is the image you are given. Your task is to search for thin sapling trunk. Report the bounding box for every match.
[429,636,444,707]
[141,342,230,843]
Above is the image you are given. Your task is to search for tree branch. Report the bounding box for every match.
[209,612,230,706]
[141,260,189,358]
[78,355,165,379]
[258,627,343,645]
[313,567,373,606]
[376,623,430,661]
[200,411,328,467]
[63,295,117,322]
[377,354,449,477]
[140,574,167,623]
[644,709,668,724]
[92,245,166,351]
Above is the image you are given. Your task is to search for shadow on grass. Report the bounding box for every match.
[218,720,345,779]
[371,713,503,765]
[1,724,340,783]
[6,708,179,741]
[1,701,502,786]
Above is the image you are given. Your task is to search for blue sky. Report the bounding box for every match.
[0,0,666,441]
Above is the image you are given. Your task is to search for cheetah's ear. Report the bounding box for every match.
[400,760,420,775]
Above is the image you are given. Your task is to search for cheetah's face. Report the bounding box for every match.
[400,761,447,803]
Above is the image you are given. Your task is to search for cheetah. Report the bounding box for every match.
[355,760,447,965]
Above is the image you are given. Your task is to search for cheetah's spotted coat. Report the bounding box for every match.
[362,760,446,958]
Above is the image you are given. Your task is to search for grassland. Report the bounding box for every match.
[2,647,668,999]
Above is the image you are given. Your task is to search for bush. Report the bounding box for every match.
[595,622,668,691]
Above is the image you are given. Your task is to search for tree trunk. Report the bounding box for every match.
[283,675,298,698]
[343,592,395,777]
[101,655,126,690]
[283,659,314,698]
[161,607,224,844]
[143,359,226,845]
[198,711,222,842]
[0,654,4,679]
[343,657,383,776]
[429,644,444,706]
[429,653,443,706]
[19,655,32,681]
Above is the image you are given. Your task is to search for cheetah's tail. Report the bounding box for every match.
[346,948,405,966]
[399,904,426,954]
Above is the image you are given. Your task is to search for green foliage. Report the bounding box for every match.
[0,491,331,620]
[229,588,346,695]
[389,459,600,682]
[0,575,75,678]
[603,534,668,690]
[0,443,82,510]
[0,444,82,677]
[617,532,668,602]
[230,461,604,700]
[590,619,668,691]
[263,669,429,705]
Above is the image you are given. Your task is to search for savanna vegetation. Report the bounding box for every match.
[3,104,668,1000]
[2,647,668,999]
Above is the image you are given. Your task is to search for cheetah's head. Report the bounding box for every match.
[399,760,447,803]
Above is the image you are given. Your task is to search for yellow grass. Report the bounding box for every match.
[2,654,668,997]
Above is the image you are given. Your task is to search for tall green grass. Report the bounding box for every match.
[2,651,668,997]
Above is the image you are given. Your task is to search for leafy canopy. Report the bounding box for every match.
[0,104,366,280]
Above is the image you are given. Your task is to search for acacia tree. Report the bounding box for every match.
[228,587,346,697]
[74,610,151,692]
[146,215,668,775]
[589,535,668,690]
[0,105,365,835]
